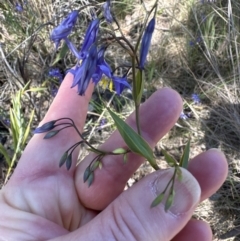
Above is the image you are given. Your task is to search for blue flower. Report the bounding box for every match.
[16,3,23,12]
[48,68,63,83]
[191,94,201,104]
[92,46,112,84]
[103,0,113,23]
[180,111,188,120]
[50,10,78,49]
[139,18,155,70]
[112,75,131,95]
[79,19,100,59]
[69,45,98,95]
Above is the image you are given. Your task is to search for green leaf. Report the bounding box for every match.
[151,193,165,208]
[162,149,177,167]
[165,190,175,211]
[52,42,69,65]
[107,108,158,170]
[0,143,11,166]
[22,109,35,146]
[179,139,190,169]
[134,70,144,105]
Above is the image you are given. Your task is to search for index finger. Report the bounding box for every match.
[9,73,94,181]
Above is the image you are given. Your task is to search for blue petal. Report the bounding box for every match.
[139,18,155,69]
[50,11,78,48]
[65,38,81,59]
[103,0,113,23]
[80,19,100,54]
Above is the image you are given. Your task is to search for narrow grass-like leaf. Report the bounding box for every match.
[179,139,190,169]
[135,70,144,105]
[22,109,35,146]
[107,108,158,169]
[0,143,11,166]
[162,149,177,167]
[151,193,165,208]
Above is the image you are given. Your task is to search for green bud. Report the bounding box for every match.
[44,130,59,139]
[151,193,165,208]
[165,190,175,211]
[112,148,127,154]
[88,172,94,187]
[66,154,72,170]
[91,161,100,172]
[83,166,91,183]
[59,152,68,167]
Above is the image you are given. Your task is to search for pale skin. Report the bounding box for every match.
[0,73,228,241]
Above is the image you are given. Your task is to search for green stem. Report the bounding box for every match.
[132,56,141,135]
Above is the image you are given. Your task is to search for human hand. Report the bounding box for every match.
[0,74,228,241]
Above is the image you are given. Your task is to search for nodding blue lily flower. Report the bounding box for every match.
[92,46,112,84]
[103,0,113,23]
[191,94,201,104]
[50,10,78,49]
[112,75,131,95]
[16,3,23,12]
[180,111,188,120]
[79,19,100,59]
[139,18,155,70]
[69,45,98,95]
[48,68,63,83]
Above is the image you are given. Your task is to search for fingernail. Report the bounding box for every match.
[152,168,201,215]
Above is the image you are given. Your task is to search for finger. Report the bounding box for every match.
[75,88,183,210]
[10,74,94,180]
[171,219,212,241]
[49,168,201,241]
[188,149,228,201]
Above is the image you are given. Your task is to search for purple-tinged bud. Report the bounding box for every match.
[34,120,57,134]
[50,10,78,49]
[180,111,188,120]
[103,0,113,23]
[139,18,155,69]
[191,94,201,104]
[59,152,68,167]
[66,154,72,170]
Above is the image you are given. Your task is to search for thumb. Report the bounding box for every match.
[51,168,201,241]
